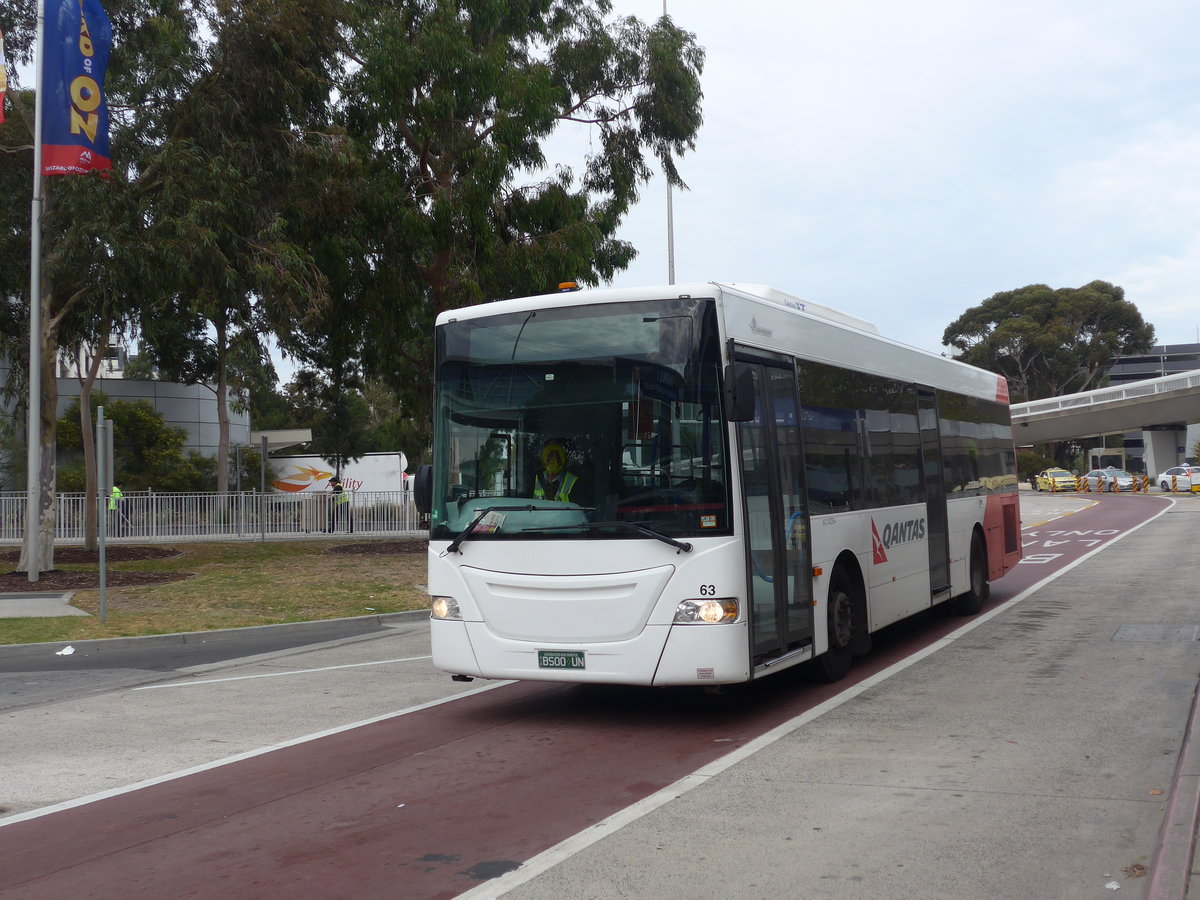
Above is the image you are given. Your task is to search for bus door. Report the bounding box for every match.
[917,389,950,599]
[735,356,814,666]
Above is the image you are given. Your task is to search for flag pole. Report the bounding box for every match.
[24,0,47,582]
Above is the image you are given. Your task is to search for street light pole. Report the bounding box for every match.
[23,2,48,582]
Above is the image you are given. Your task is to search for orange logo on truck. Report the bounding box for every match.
[272,465,333,493]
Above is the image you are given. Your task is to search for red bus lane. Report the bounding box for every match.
[1014,493,1165,578]
[0,495,1168,900]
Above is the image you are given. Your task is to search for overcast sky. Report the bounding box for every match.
[577,0,1200,355]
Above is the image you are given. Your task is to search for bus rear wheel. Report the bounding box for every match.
[812,572,856,683]
[953,531,989,616]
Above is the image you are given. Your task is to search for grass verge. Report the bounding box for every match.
[0,541,429,645]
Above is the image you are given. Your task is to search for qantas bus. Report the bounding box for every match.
[414,282,1021,686]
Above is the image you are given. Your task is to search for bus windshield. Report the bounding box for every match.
[430,297,730,542]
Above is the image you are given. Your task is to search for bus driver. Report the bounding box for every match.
[532,439,578,502]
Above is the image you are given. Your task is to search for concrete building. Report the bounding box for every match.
[54,378,250,458]
[1107,343,1200,386]
[1,345,249,462]
[1107,344,1200,473]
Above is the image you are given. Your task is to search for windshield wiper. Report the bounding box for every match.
[443,505,596,555]
[524,520,693,553]
[443,505,539,555]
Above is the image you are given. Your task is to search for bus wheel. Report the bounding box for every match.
[953,532,990,616]
[812,573,855,683]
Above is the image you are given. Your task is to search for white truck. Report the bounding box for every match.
[270,452,409,494]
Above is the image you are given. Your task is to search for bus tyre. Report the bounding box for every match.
[812,573,856,683]
[953,532,990,616]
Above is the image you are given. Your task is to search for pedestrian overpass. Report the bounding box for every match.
[1010,369,1200,473]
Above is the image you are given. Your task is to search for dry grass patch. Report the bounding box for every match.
[1,540,429,645]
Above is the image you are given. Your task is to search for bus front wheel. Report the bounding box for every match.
[812,572,856,683]
[953,531,990,616]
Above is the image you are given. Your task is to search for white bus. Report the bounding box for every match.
[415,283,1021,685]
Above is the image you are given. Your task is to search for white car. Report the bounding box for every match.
[1081,467,1136,492]
[1157,465,1200,493]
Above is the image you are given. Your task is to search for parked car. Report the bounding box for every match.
[1156,465,1200,493]
[1081,467,1136,492]
[1034,468,1077,492]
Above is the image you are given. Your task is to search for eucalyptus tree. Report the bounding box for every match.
[139,0,347,491]
[338,0,705,443]
[943,280,1156,403]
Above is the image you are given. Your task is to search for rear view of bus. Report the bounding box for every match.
[416,283,1021,687]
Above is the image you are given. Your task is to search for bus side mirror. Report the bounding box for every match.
[414,465,433,514]
[724,363,756,422]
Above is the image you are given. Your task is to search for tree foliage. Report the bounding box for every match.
[314,0,706,450]
[284,366,371,474]
[133,0,347,491]
[943,281,1156,403]
[1,0,705,541]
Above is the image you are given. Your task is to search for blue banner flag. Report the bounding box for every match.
[41,0,113,176]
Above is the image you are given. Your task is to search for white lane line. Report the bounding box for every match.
[132,655,434,690]
[455,498,1176,900]
[0,679,514,828]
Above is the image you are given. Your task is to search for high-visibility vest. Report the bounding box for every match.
[108,486,123,510]
[534,471,577,502]
[334,488,350,505]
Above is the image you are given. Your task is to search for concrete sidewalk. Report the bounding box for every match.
[0,591,88,618]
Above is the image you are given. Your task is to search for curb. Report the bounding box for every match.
[1147,675,1200,899]
[0,610,430,662]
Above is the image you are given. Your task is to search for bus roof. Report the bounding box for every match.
[435,282,876,330]
[436,282,1008,404]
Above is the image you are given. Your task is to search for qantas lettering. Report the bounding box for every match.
[871,515,927,565]
[880,517,926,548]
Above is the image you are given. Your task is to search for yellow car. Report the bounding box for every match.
[1035,468,1077,492]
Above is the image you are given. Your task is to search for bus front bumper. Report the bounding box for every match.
[430,619,751,686]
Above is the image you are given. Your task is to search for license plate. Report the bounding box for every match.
[537,650,586,670]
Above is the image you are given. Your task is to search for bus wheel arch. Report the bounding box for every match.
[952,527,990,616]
[811,554,868,683]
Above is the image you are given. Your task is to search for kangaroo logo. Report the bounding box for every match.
[871,519,888,565]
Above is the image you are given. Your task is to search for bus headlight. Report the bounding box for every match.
[430,596,462,620]
[673,597,738,624]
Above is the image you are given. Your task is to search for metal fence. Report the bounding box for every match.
[0,490,426,545]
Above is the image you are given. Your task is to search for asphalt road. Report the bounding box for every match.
[3,491,1198,900]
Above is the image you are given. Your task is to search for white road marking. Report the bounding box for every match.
[132,655,434,690]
